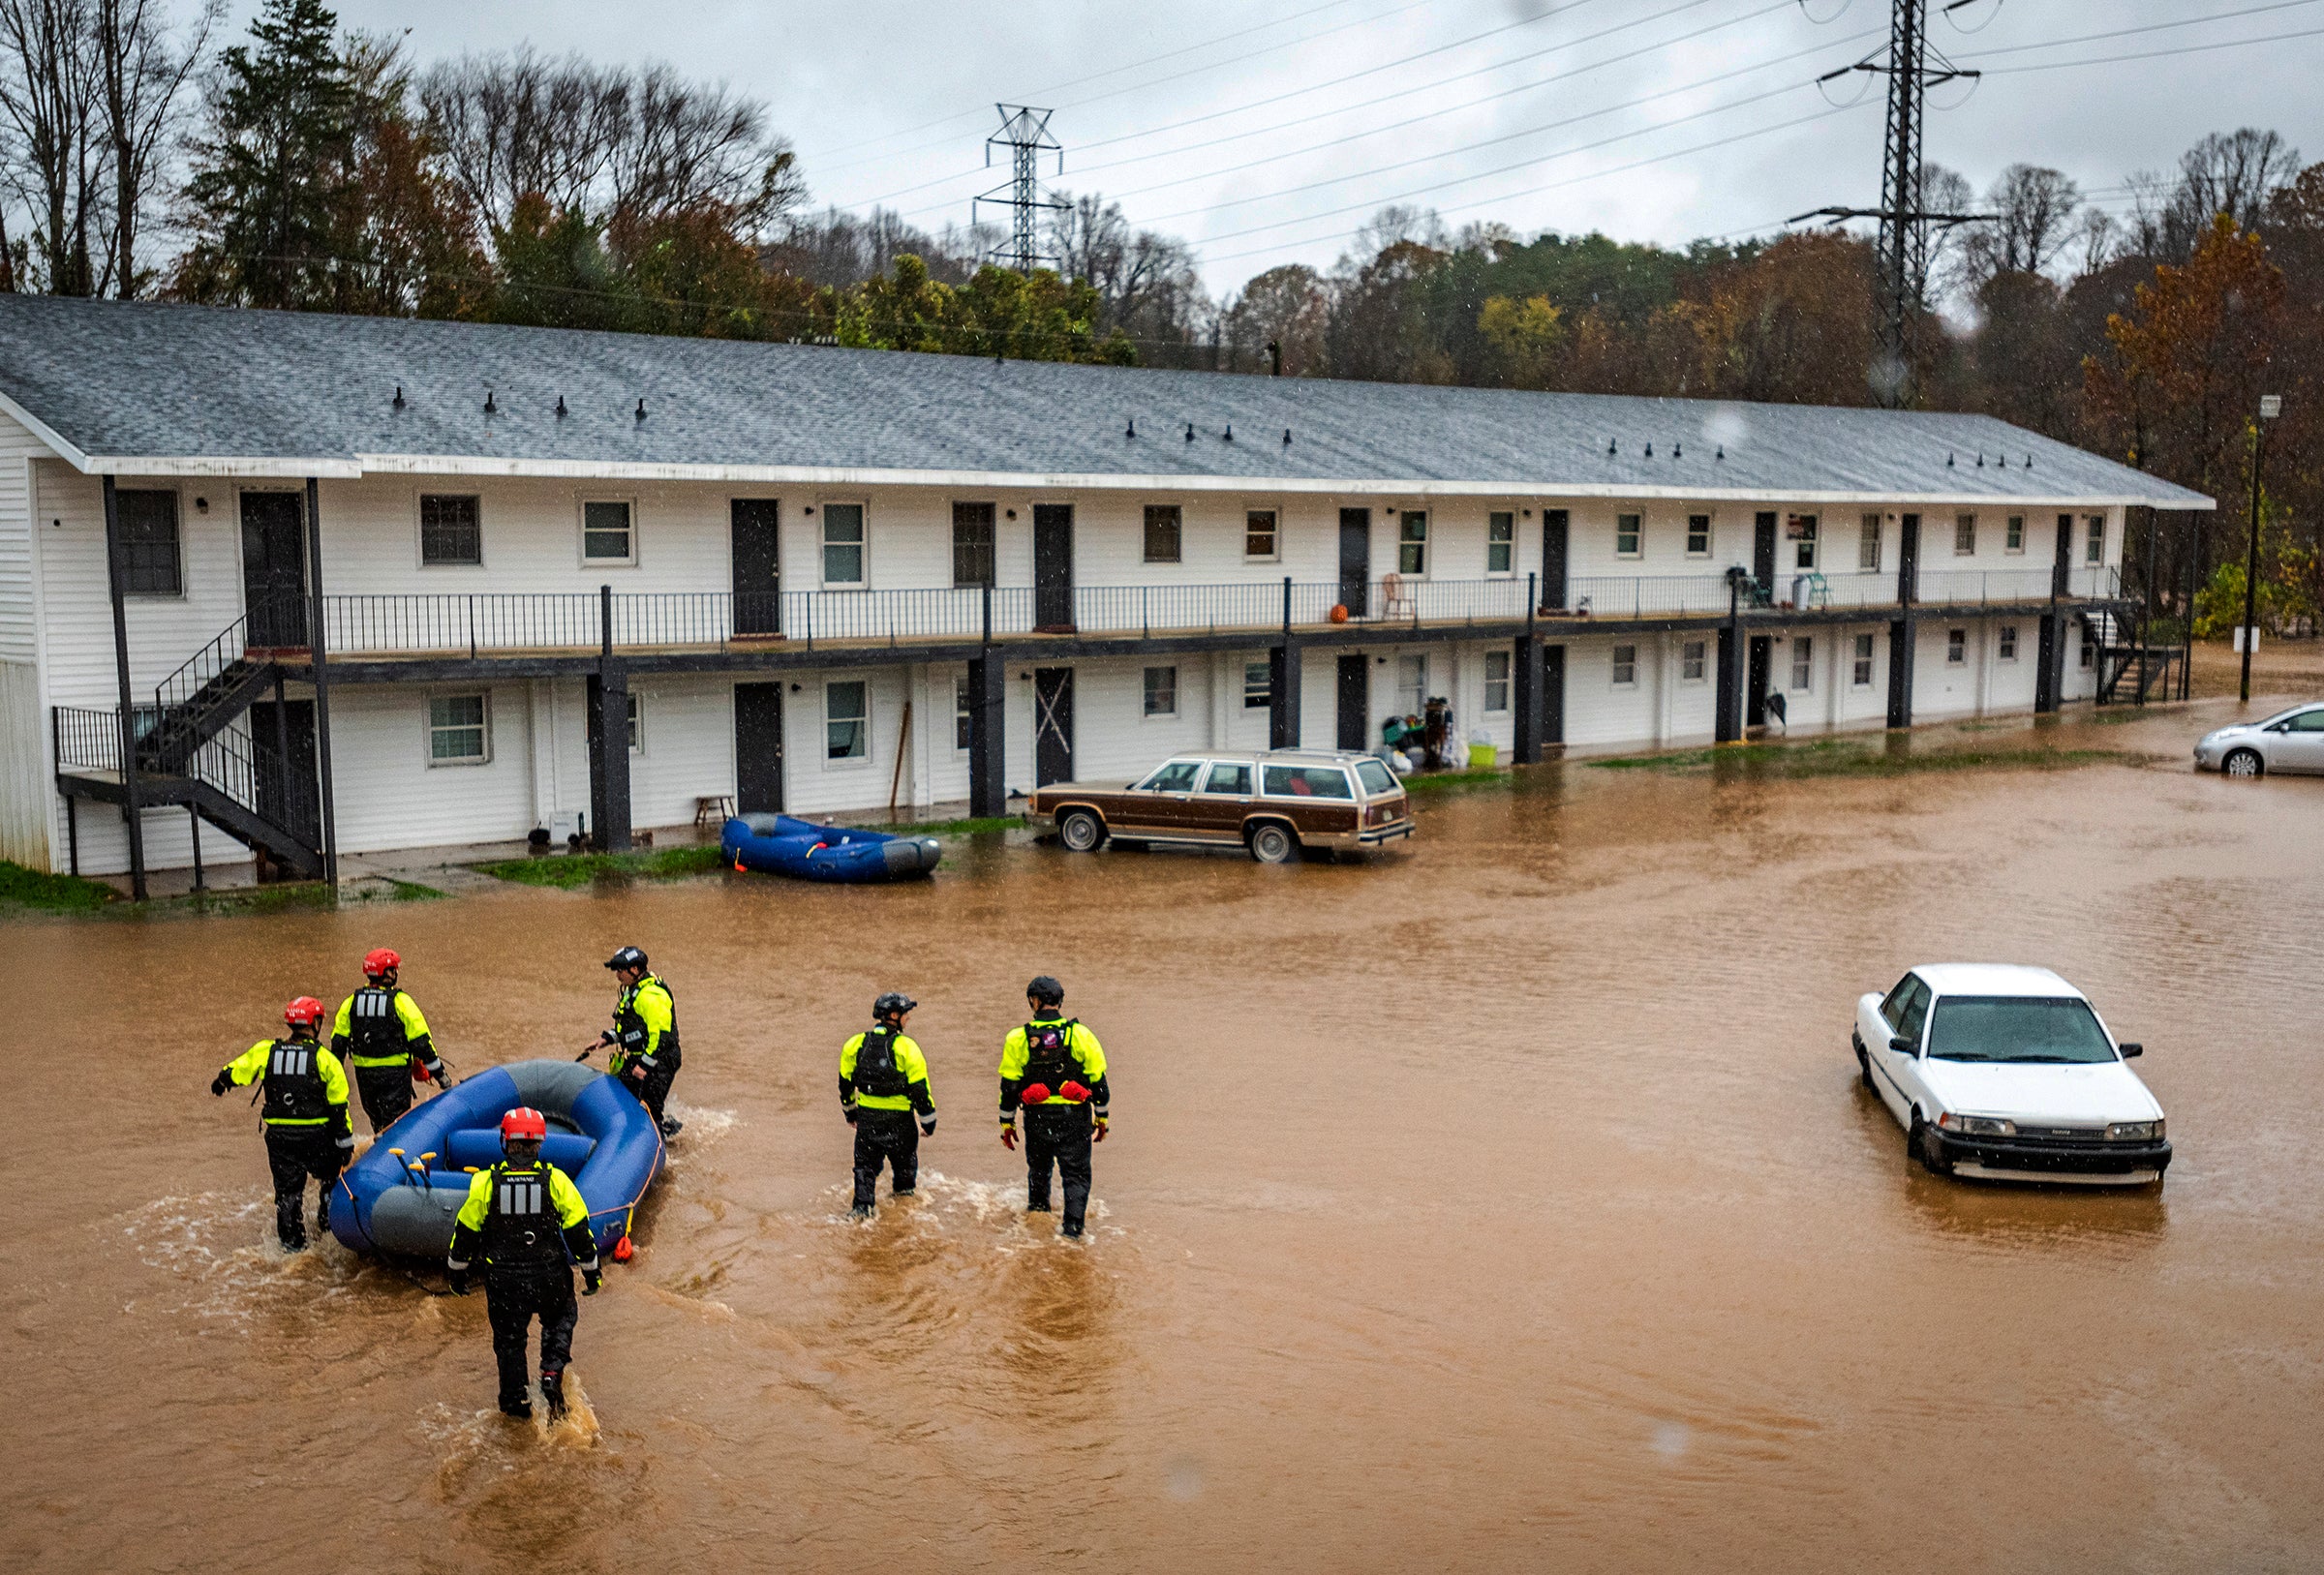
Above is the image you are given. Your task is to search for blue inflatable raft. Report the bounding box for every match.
[720,812,940,883]
[330,1059,664,1258]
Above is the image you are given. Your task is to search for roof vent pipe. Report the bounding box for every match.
[1185,422,1196,442]
[1606,439,1617,455]
[1125,416,1136,439]
[555,395,567,417]
[1976,454,1983,468]
[1715,444,1724,460]
[1947,452,1956,467]
[1673,440,1681,459]
[1224,424,1234,441]
[635,399,647,421]
[484,390,497,414]
[392,385,405,409]
[1282,427,1293,445]
[1643,441,1653,457]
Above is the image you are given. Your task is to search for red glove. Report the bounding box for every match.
[1093,1117,1109,1143]
[1058,1080,1090,1104]
[411,1064,430,1083]
[1019,1083,1052,1106]
[999,1125,1018,1151]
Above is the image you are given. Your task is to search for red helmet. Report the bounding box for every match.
[363,948,401,979]
[283,996,326,1028]
[500,1107,548,1144]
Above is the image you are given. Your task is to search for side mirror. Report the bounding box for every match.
[1889,1034,1915,1056]
[2118,1043,2143,1058]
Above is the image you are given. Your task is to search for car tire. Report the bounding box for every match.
[1854,1040,1875,1093]
[1057,808,1108,853]
[1910,1113,1952,1177]
[2223,747,2264,779]
[1246,822,1298,864]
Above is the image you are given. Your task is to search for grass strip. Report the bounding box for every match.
[1590,739,2126,778]
[475,844,729,890]
[872,814,1023,836]
[0,860,119,912]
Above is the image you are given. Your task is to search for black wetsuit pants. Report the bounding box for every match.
[626,1045,681,1124]
[264,1129,346,1250]
[1024,1106,1093,1235]
[485,1269,577,1412]
[851,1109,920,1207]
[352,1064,414,1132]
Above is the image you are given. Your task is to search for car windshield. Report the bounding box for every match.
[1352,758,1397,796]
[2256,705,2317,728]
[1925,996,2118,1063]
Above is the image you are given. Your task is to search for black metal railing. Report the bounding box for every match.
[54,705,122,773]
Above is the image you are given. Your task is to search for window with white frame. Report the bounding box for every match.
[1611,644,1637,687]
[1243,659,1271,710]
[581,499,634,563]
[1244,508,1278,561]
[1954,512,1976,556]
[1396,654,1426,716]
[1946,628,1968,664]
[1999,624,2019,661]
[626,691,644,755]
[2085,514,2105,563]
[826,680,868,760]
[1681,638,1707,682]
[821,503,866,586]
[955,675,972,749]
[1483,649,1511,712]
[1858,512,1881,571]
[420,494,481,566]
[1487,511,1514,574]
[1852,632,1876,687]
[2004,514,2025,554]
[1790,636,1814,691]
[1615,513,1641,558]
[428,693,489,763]
[1791,513,1819,569]
[1143,665,1178,716]
[1686,514,1712,558]
[951,501,995,588]
[117,490,183,594]
[1397,511,1427,575]
[1144,503,1182,563]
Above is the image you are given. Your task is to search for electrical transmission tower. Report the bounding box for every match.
[975,106,1065,274]
[1792,0,1988,407]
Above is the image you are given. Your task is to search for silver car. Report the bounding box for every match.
[2194,702,2324,777]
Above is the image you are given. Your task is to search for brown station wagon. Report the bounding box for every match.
[1027,749,1415,863]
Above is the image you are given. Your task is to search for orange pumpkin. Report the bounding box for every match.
[1329,603,1350,623]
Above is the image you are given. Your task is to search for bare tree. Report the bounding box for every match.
[1961,165,2082,287]
[1914,162,1974,307]
[92,0,214,295]
[0,0,99,293]
[1048,191,1208,353]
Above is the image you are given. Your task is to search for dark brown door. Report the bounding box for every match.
[1753,512,1778,599]
[1033,504,1075,630]
[1338,508,1370,617]
[1541,508,1568,609]
[241,492,308,649]
[1747,635,1772,726]
[1542,644,1566,745]
[1336,653,1368,750]
[734,681,784,812]
[731,500,781,636]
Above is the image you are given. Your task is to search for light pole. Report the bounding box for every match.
[2239,393,2282,704]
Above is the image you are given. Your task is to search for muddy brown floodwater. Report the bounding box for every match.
[7,696,2324,1574]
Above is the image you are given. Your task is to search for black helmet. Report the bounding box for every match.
[604,946,648,971]
[872,991,917,1021]
[1026,975,1064,1007]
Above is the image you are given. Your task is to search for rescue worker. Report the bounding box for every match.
[209,997,355,1251]
[331,948,450,1134]
[445,1107,602,1421]
[997,976,1110,1239]
[590,946,683,1137]
[839,992,938,1218]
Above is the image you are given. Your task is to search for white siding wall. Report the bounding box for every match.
[0,409,51,866]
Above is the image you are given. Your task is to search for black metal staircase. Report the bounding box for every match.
[2079,606,2183,705]
[52,597,325,880]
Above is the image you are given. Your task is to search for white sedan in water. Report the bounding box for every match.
[1852,964,2171,1186]
[2193,702,2324,776]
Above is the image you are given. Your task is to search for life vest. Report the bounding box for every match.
[852,1026,909,1099]
[1021,1019,1081,1089]
[478,1162,571,1273]
[260,1039,331,1125]
[612,975,679,1073]
[347,985,409,1067]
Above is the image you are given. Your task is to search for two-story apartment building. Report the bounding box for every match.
[0,296,2209,894]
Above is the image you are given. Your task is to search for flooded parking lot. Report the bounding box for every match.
[7,694,2322,1574]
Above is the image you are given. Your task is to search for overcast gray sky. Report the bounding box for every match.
[330,0,2324,290]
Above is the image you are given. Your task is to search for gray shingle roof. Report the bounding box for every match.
[0,294,2210,506]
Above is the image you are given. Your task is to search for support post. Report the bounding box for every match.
[1887,512,1920,729]
[591,583,632,851]
[1268,577,1301,749]
[189,804,204,892]
[304,477,338,886]
[2240,415,2268,705]
[1715,575,1743,743]
[1512,573,1541,764]
[2138,505,2158,705]
[101,475,147,899]
[965,651,1007,819]
[2035,511,2070,713]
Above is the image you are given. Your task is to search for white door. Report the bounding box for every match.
[1871,976,1933,1125]
[2270,708,2324,773]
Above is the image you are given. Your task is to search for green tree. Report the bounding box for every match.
[480,193,628,331]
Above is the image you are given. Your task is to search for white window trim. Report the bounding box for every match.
[1851,632,1877,688]
[1685,513,1714,560]
[1394,510,1429,580]
[954,674,974,754]
[1953,513,1977,557]
[1789,635,1815,693]
[1858,512,1883,573]
[415,489,486,570]
[822,678,872,771]
[1485,510,1517,578]
[1998,625,2020,662]
[1142,664,1180,719]
[1142,501,1184,565]
[1242,504,1281,564]
[626,690,645,756]
[1482,649,1512,712]
[2086,514,2107,564]
[1242,659,1272,711]
[817,499,871,589]
[578,495,638,567]
[2003,514,2026,556]
[1945,628,1969,665]
[425,689,493,767]
[1609,644,1639,689]
[1614,512,1643,560]
[1679,638,1709,685]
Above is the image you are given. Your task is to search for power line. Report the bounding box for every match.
[1951,0,2320,61]
[1972,20,2324,74]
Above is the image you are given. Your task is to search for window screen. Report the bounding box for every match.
[420,495,481,565]
[116,490,182,595]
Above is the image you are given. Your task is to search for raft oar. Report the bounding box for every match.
[414,1152,438,1193]
[387,1147,407,1186]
